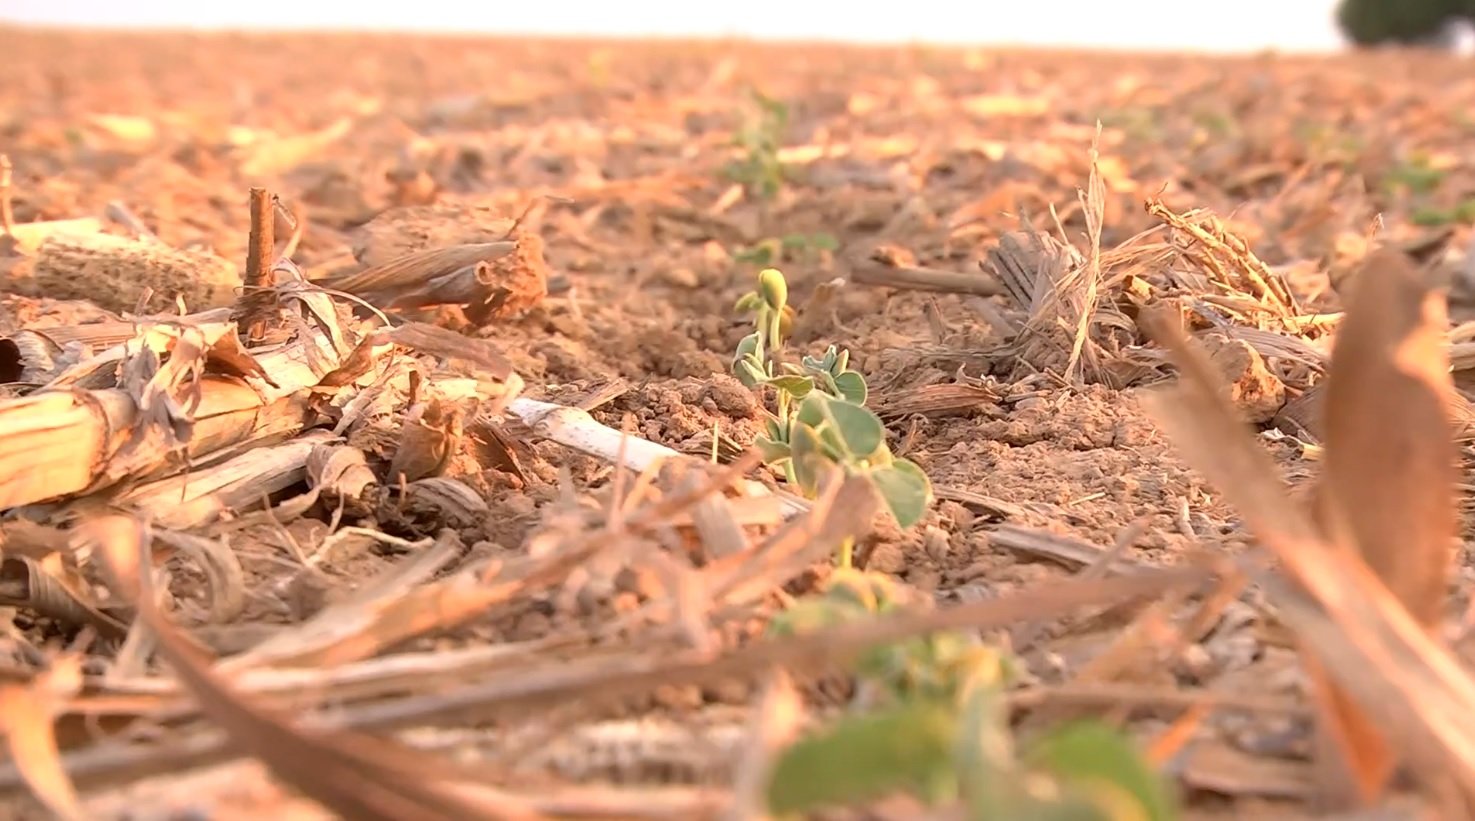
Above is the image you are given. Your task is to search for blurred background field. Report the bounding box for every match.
[3,2,1475,820]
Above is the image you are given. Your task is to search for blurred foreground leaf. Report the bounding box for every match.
[767,700,958,814]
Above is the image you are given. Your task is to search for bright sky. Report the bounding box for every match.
[2,0,1347,53]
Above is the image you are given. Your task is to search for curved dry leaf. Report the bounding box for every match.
[315,243,514,298]
[317,331,390,388]
[466,417,530,483]
[152,529,246,624]
[0,521,71,561]
[397,478,491,529]
[1140,290,1475,809]
[275,260,351,358]
[307,443,378,500]
[0,556,127,638]
[387,399,463,485]
[203,331,277,389]
[1318,249,1456,632]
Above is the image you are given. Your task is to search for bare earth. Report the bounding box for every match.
[2,27,1474,820]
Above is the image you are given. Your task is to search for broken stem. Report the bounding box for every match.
[245,187,273,291]
[852,258,1006,297]
[237,187,277,341]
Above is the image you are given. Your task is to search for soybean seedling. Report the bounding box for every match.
[731,267,932,566]
[764,570,1177,820]
[725,89,789,203]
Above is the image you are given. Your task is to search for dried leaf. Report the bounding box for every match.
[86,514,539,821]
[1308,249,1459,806]
[1140,305,1475,805]
[317,331,389,388]
[387,321,514,382]
[0,656,84,821]
[387,398,463,484]
[204,325,277,388]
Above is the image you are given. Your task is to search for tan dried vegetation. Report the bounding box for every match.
[2,27,1475,820]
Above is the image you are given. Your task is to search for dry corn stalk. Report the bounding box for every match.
[29,232,239,314]
[2,217,104,255]
[119,430,336,530]
[0,280,385,509]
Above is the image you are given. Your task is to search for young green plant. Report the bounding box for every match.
[764,570,1177,820]
[732,267,932,566]
[725,89,789,203]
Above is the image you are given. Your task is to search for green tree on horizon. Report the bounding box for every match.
[1337,0,1473,46]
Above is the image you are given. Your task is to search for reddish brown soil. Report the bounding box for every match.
[4,27,1475,819]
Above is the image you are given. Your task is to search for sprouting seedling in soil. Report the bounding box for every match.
[724,89,789,203]
[763,569,1177,819]
[732,267,932,566]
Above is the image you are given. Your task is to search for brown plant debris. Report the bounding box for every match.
[9,30,1475,821]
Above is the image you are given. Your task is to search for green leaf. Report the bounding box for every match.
[833,370,868,405]
[755,436,791,463]
[819,344,839,372]
[869,458,932,528]
[835,348,850,372]
[796,392,830,429]
[734,332,761,360]
[733,292,764,314]
[815,370,840,397]
[1025,721,1177,821]
[736,244,776,266]
[789,422,827,496]
[767,595,864,637]
[765,374,814,398]
[765,417,787,443]
[758,267,789,312]
[766,700,960,814]
[823,568,894,613]
[733,358,767,388]
[826,399,885,459]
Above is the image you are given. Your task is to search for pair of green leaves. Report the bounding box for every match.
[768,708,1174,820]
[765,571,1177,819]
[735,365,927,528]
[734,267,792,354]
[758,364,865,408]
[731,266,931,528]
[777,390,930,528]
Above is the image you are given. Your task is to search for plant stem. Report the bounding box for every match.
[838,536,855,569]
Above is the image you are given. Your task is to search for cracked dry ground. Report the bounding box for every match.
[7,28,1475,818]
